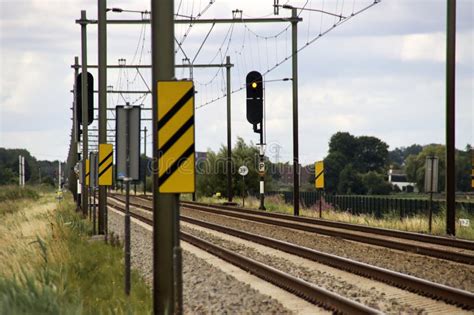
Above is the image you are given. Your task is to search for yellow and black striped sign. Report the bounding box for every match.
[85,159,90,187]
[99,144,113,186]
[315,161,324,189]
[157,81,195,193]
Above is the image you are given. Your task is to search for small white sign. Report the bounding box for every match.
[459,219,470,227]
[238,165,249,176]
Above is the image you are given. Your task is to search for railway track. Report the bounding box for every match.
[129,194,474,265]
[177,200,474,265]
[180,199,474,252]
[108,194,474,310]
[106,199,382,314]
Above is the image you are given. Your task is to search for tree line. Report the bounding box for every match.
[0,148,60,186]
[194,132,472,197]
[2,132,471,195]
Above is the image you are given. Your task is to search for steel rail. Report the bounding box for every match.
[181,200,474,251]
[106,201,382,315]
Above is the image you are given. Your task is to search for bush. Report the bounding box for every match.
[0,186,39,203]
[362,171,392,195]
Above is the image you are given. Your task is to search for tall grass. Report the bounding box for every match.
[0,193,152,314]
[0,185,40,203]
[0,185,41,216]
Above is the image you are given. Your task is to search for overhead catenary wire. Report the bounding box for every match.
[195,0,381,110]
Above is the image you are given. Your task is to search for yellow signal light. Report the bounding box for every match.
[251,82,257,88]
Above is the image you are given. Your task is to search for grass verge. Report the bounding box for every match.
[0,192,152,314]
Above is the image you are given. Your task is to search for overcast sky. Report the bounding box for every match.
[1,0,472,164]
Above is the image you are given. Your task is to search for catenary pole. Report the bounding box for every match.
[80,10,89,216]
[124,104,131,295]
[22,156,25,186]
[72,56,79,206]
[446,0,456,235]
[98,0,107,235]
[143,126,147,195]
[226,56,233,203]
[151,0,181,313]
[291,8,299,216]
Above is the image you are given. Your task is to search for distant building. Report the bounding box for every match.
[388,168,418,192]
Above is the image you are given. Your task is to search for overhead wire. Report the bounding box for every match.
[195,0,381,110]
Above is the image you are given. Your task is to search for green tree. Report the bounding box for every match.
[405,144,446,192]
[324,151,348,193]
[196,138,273,198]
[354,136,389,173]
[362,171,392,195]
[328,132,357,158]
[456,145,471,191]
[337,164,366,194]
[324,132,389,194]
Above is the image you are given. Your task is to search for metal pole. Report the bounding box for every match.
[319,190,322,218]
[80,10,89,217]
[143,126,147,195]
[429,156,434,233]
[242,175,246,207]
[259,130,266,210]
[98,0,107,235]
[99,17,302,25]
[58,161,61,191]
[291,8,299,216]
[89,185,92,219]
[151,0,180,313]
[446,0,456,236]
[226,56,233,203]
[93,187,97,234]
[124,105,131,296]
[72,57,79,205]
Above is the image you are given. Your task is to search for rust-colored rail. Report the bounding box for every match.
[107,201,382,315]
[108,195,474,310]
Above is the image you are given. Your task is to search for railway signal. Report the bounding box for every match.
[246,71,263,132]
[75,72,94,125]
[246,71,266,210]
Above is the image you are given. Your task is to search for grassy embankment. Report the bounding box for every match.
[195,194,474,240]
[0,185,152,314]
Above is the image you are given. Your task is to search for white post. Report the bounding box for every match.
[19,155,22,187]
[22,156,25,187]
[58,161,61,191]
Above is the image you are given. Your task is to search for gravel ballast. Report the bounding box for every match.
[107,207,293,314]
[182,225,427,314]
[181,207,474,292]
